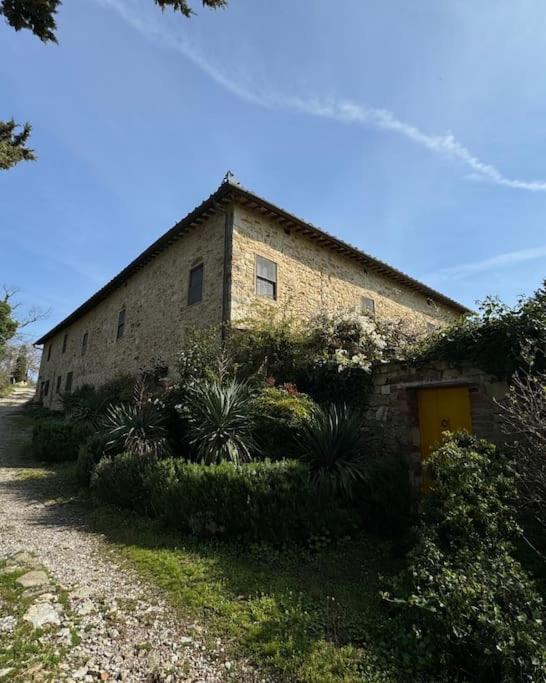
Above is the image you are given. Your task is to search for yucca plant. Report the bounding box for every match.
[102,379,171,458]
[184,378,257,465]
[61,384,108,428]
[297,403,367,498]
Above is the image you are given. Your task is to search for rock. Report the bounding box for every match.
[75,599,95,616]
[180,636,193,645]
[71,586,93,600]
[23,602,61,629]
[0,669,13,679]
[9,551,40,567]
[0,616,16,633]
[22,586,51,599]
[16,570,49,588]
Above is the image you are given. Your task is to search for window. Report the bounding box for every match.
[81,332,88,356]
[56,375,62,394]
[361,296,375,316]
[256,255,277,300]
[188,263,204,305]
[62,333,68,353]
[47,344,52,361]
[44,380,50,397]
[116,308,126,340]
[65,372,73,393]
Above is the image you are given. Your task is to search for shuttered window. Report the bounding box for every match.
[56,375,62,393]
[82,332,88,356]
[361,297,375,315]
[65,372,73,393]
[188,263,204,305]
[62,334,68,353]
[256,255,277,300]
[117,309,126,339]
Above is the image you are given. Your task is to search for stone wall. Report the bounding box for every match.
[365,360,507,488]
[37,212,226,408]
[230,203,462,329]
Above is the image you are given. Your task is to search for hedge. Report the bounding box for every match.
[92,454,358,544]
[31,420,92,463]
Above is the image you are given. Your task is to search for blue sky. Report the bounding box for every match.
[1,0,545,343]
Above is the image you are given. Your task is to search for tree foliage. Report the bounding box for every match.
[0,0,227,44]
[0,293,18,353]
[384,433,546,680]
[0,119,35,170]
[415,280,546,379]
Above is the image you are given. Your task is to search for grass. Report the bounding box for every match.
[0,563,66,680]
[90,506,405,682]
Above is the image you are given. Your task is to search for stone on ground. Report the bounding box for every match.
[16,570,49,588]
[23,602,62,628]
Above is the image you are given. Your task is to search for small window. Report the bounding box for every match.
[44,380,50,397]
[426,297,434,307]
[47,344,52,361]
[65,372,73,393]
[56,375,62,394]
[188,263,204,305]
[361,297,375,315]
[256,255,277,300]
[117,308,126,340]
[62,333,68,353]
[81,332,88,356]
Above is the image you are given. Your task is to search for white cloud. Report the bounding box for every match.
[427,244,546,282]
[97,0,546,192]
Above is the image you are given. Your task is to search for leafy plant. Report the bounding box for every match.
[76,432,108,486]
[31,419,92,462]
[183,378,257,465]
[61,384,108,427]
[297,403,368,498]
[414,280,546,379]
[384,433,546,680]
[102,380,171,458]
[251,384,316,459]
[92,455,357,544]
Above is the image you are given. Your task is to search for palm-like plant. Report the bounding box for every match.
[297,403,367,498]
[185,379,256,465]
[102,379,170,458]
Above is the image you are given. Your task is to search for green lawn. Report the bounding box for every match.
[90,506,405,682]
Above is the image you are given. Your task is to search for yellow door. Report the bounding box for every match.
[417,386,472,461]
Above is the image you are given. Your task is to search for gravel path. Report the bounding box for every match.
[0,388,256,682]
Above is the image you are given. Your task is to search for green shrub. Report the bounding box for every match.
[252,385,316,459]
[385,433,546,680]
[31,419,92,462]
[92,453,153,513]
[297,403,368,498]
[76,432,108,486]
[415,281,546,379]
[183,379,257,464]
[92,455,357,545]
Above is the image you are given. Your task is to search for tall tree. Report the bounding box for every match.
[1,0,227,169]
[0,119,35,170]
[0,0,228,43]
[0,292,18,354]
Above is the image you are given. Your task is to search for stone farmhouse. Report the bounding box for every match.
[35,175,470,408]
